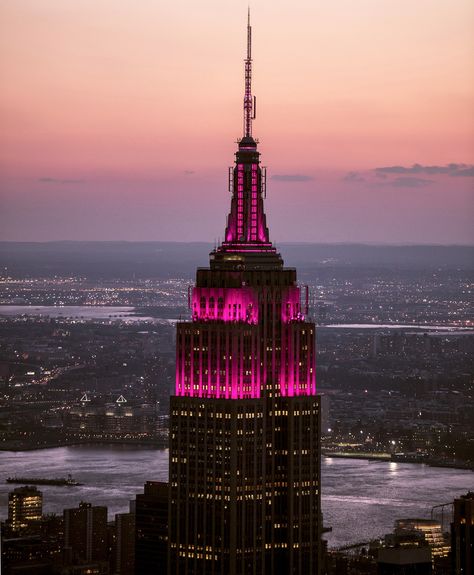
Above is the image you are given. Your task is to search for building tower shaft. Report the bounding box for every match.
[169,14,321,575]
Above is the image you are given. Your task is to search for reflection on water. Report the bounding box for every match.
[2,307,472,332]
[0,305,137,318]
[323,324,472,331]
[388,461,399,475]
[0,305,167,323]
[0,447,471,547]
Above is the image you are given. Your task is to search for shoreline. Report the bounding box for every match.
[323,450,473,471]
[1,305,472,331]
[0,438,168,452]
[1,442,471,471]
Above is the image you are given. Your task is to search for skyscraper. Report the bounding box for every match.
[64,502,108,568]
[451,492,473,575]
[169,13,321,575]
[135,481,169,575]
[7,485,43,531]
[394,519,450,560]
[114,512,136,575]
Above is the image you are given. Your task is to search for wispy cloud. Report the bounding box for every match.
[183,170,195,175]
[271,174,314,182]
[375,163,474,177]
[39,177,85,184]
[451,166,474,177]
[343,171,365,183]
[386,176,434,188]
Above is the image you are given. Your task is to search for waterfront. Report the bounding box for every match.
[0,305,149,321]
[0,446,471,547]
[0,305,178,324]
[323,323,473,332]
[1,305,471,332]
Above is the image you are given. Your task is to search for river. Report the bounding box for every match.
[1,305,471,333]
[0,305,172,324]
[0,446,471,547]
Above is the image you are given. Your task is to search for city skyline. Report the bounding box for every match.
[1,1,473,244]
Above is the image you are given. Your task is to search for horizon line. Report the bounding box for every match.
[0,240,473,248]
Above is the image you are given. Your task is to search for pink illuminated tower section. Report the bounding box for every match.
[169,12,321,574]
[223,12,271,248]
[175,14,315,401]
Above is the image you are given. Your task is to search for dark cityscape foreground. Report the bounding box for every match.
[1,484,472,574]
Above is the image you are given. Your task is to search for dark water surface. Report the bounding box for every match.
[0,446,471,547]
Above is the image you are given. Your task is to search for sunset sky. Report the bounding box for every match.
[1,0,473,243]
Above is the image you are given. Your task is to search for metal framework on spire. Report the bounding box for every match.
[244,9,256,137]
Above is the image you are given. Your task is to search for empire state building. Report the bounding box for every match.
[169,14,321,575]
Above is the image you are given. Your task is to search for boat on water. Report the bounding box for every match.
[6,473,83,486]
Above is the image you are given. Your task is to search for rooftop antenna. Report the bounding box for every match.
[244,8,256,138]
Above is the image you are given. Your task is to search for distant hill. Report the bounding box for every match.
[0,241,472,279]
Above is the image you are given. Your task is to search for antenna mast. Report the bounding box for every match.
[244,9,256,138]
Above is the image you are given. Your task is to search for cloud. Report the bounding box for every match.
[39,177,85,184]
[451,166,474,177]
[343,171,365,183]
[375,163,474,177]
[387,177,434,188]
[183,170,195,175]
[271,174,314,182]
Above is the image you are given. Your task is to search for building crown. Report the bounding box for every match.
[213,12,282,270]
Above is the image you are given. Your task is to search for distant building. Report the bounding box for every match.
[64,502,108,569]
[377,546,432,575]
[394,519,450,559]
[451,491,473,575]
[135,481,168,575]
[8,485,42,531]
[378,531,433,575]
[1,514,63,574]
[1,536,53,574]
[66,394,162,439]
[114,512,135,575]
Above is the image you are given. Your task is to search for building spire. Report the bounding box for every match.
[215,9,282,264]
[244,8,255,138]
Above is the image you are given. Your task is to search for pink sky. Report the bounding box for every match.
[0,1,473,243]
